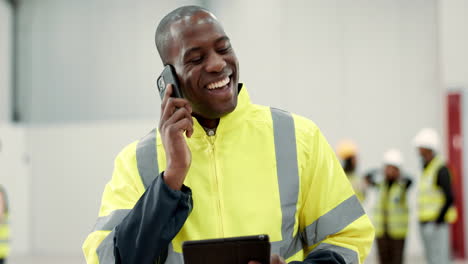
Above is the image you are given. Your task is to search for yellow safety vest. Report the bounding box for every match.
[418,156,457,223]
[373,181,408,239]
[82,86,374,264]
[0,186,10,259]
[347,173,366,202]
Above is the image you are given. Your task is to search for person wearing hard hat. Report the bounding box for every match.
[0,185,9,264]
[336,140,367,202]
[368,149,411,264]
[413,128,457,264]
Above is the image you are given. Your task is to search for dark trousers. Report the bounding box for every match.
[376,234,405,264]
[0,258,5,264]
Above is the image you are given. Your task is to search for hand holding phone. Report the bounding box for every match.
[158,71,193,190]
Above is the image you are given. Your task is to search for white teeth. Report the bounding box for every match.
[207,77,230,90]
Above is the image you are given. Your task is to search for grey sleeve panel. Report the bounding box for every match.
[93,209,131,232]
[96,230,117,264]
[136,128,160,189]
[302,243,358,264]
[302,195,365,246]
[114,174,192,264]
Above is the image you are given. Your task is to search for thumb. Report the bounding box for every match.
[271,254,286,264]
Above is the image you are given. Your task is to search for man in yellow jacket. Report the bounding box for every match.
[413,128,457,264]
[368,149,411,264]
[336,140,367,202]
[0,185,9,264]
[83,5,374,264]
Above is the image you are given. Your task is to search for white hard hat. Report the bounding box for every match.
[383,148,403,168]
[413,128,440,151]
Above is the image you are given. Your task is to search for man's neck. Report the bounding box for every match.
[423,154,435,168]
[194,115,220,129]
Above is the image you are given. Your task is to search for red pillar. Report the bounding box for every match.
[447,92,466,259]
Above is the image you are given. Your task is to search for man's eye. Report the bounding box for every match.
[190,57,203,64]
[218,46,231,54]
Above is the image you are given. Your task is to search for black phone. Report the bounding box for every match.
[157,64,183,99]
[182,234,271,264]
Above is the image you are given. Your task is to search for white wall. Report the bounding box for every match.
[16,0,201,123]
[10,0,447,261]
[0,0,12,122]
[0,124,30,255]
[439,0,468,89]
[27,121,154,255]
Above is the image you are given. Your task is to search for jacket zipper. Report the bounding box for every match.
[207,135,224,237]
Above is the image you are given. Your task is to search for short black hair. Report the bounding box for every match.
[155,5,211,64]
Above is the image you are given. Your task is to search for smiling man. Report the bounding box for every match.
[82,6,374,264]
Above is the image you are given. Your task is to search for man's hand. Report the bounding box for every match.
[248,254,287,264]
[159,84,194,190]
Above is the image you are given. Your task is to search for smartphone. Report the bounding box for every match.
[182,235,271,264]
[157,64,183,99]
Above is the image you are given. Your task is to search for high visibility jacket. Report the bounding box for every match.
[347,173,366,202]
[373,180,408,239]
[82,86,374,264]
[418,156,457,223]
[0,186,10,259]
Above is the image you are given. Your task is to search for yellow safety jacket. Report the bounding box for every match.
[0,186,10,259]
[83,86,374,264]
[373,180,408,239]
[418,156,457,223]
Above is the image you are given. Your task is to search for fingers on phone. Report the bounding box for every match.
[161,84,173,110]
[160,104,193,138]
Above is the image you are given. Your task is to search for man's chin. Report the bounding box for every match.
[198,103,237,120]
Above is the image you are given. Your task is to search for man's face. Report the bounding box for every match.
[384,165,400,181]
[167,12,239,119]
[418,147,433,164]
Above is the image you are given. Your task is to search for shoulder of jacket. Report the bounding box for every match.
[291,112,320,138]
[264,105,319,133]
[115,140,139,163]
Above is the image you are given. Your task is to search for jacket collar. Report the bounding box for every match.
[191,83,251,138]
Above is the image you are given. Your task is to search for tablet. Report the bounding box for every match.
[182,234,271,264]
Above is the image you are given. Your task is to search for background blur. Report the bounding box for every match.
[0,0,467,263]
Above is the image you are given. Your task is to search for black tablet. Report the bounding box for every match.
[182,234,271,264]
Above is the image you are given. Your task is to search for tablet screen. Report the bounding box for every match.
[182,234,271,264]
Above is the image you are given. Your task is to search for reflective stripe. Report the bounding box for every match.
[270,108,300,258]
[311,243,358,264]
[96,230,116,264]
[93,209,131,231]
[136,128,160,189]
[271,235,302,259]
[92,130,160,263]
[165,242,183,264]
[136,128,181,263]
[302,195,365,246]
[0,240,9,244]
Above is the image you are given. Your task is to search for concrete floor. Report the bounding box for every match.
[5,255,466,264]
[7,255,84,264]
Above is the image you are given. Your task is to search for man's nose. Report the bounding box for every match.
[205,53,226,73]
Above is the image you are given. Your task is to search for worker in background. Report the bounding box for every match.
[0,184,9,264]
[413,128,457,264]
[336,140,367,202]
[82,5,374,264]
[367,149,411,264]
